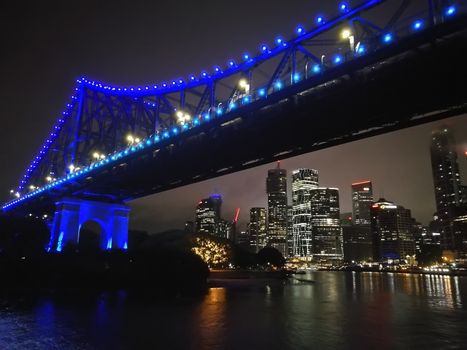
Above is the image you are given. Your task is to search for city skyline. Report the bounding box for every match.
[130,116,467,233]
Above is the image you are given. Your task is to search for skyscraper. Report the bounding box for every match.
[291,168,319,257]
[249,207,267,252]
[310,187,343,261]
[343,180,374,262]
[370,198,416,261]
[286,205,293,257]
[430,127,464,250]
[195,194,223,237]
[266,162,288,255]
[351,181,373,225]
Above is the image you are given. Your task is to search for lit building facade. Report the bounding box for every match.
[310,187,343,261]
[291,168,318,257]
[249,207,267,252]
[351,181,373,225]
[343,180,374,262]
[266,163,288,255]
[287,205,293,257]
[370,198,416,261]
[430,127,464,249]
[195,194,223,237]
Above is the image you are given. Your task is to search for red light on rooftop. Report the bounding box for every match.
[352,180,371,186]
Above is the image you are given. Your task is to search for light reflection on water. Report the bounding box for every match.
[0,272,466,349]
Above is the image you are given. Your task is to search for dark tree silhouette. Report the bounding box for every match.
[257,247,286,268]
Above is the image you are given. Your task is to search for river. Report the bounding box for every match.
[1,272,466,349]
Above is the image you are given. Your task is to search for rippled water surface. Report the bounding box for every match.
[1,272,466,349]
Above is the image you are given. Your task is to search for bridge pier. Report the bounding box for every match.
[49,197,130,252]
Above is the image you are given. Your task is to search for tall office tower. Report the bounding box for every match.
[351,181,374,225]
[310,187,343,261]
[266,162,288,255]
[370,199,416,262]
[291,168,319,257]
[344,180,374,262]
[195,194,223,237]
[286,205,294,257]
[430,127,463,249]
[249,207,267,252]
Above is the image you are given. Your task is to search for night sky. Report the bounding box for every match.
[1,1,466,232]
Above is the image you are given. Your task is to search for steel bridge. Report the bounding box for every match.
[2,0,467,251]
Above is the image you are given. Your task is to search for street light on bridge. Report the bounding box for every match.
[92,152,106,161]
[238,79,250,94]
[341,28,355,52]
[126,134,141,145]
[176,110,191,124]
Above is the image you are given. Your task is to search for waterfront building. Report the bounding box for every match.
[266,162,288,255]
[291,168,319,257]
[310,187,343,261]
[430,127,464,249]
[286,205,293,257]
[195,194,223,237]
[249,207,267,252]
[370,198,416,262]
[351,181,373,225]
[342,225,373,262]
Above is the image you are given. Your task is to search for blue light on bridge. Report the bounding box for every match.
[123,242,128,250]
[445,5,456,17]
[56,232,64,252]
[333,55,343,65]
[229,102,237,110]
[296,26,305,35]
[193,118,200,126]
[275,36,285,46]
[172,127,178,135]
[260,44,269,53]
[242,96,250,104]
[216,107,223,116]
[204,113,210,121]
[228,59,236,68]
[293,73,301,83]
[163,131,169,138]
[382,33,393,43]
[106,238,112,250]
[312,64,321,73]
[356,44,366,55]
[258,88,267,97]
[243,53,251,61]
[412,20,423,31]
[316,16,325,25]
[339,2,349,13]
[275,81,283,90]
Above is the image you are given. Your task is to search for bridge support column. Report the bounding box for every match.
[50,197,130,252]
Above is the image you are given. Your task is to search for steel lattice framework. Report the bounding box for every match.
[3,0,466,211]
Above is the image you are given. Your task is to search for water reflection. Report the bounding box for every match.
[1,273,466,349]
[193,287,227,349]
